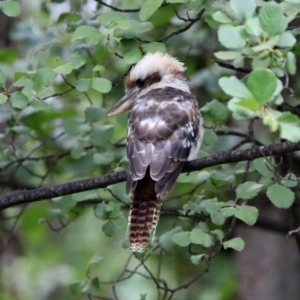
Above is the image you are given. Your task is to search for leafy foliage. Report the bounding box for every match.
[0,0,299,299]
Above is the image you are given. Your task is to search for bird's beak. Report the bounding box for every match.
[106,89,139,117]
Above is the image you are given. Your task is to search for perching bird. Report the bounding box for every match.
[106,52,203,252]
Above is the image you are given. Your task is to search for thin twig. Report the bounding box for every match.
[215,61,251,73]
[159,9,205,43]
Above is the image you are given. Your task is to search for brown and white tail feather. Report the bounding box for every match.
[129,170,161,252]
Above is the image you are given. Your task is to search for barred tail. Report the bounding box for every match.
[129,170,162,253]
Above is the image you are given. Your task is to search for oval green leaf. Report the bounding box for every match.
[91,78,112,93]
[259,3,288,37]
[247,69,277,103]
[139,0,163,21]
[223,237,245,251]
[267,184,295,208]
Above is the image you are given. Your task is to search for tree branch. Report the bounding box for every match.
[215,61,251,73]
[1,141,299,211]
[159,9,205,43]
[94,0,169,13]
[94,0,140,12]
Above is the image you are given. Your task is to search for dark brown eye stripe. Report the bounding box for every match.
[143,72,161,88]
[126,72,162,90]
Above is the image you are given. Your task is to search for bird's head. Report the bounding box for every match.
[106,52,188,117]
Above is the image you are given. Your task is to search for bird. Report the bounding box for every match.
[106,52,203,252]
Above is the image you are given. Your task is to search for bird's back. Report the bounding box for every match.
[127,87,201,252]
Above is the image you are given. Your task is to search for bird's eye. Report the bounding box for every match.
[136,79,145,88]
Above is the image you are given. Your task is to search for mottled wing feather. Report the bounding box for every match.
[155,163,184,197]
[127,87,200,197]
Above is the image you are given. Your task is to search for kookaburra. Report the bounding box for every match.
[107,52,203,252]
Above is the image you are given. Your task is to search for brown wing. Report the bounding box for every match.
[126,87,200,198]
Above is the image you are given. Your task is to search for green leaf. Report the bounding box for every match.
[91,78,112,93]
[82,277,100,295]
[247,69,277,103]
[230,0,256,20]
[71,147,87,159]
[14,78,33,97]
[124,48,143,64]
[37,86,55,99]
[252,56,271,69]
[92,65,105,73]
[71,25,103,45]
[33,68,56,86]
[236,182,263,200]
[75,78,92,92]
[111,20,130,31]
[211,229,224,241]
[245,17,264,36]
[139,294,147,300]
[282,173,298,192]
[228,98,259,120]
[85,106,105,123]
[259,3,288,37]
[88,254,103,268]
[93,153,114,165]
[172,231,191,247]
[139,0,163,21]
[0,48,17,64]
[10,92,28,109]
[64,118,82,137]
[102,220,116,237]
[188,0,204,10]
[2,0,21,17]
[112,217,126,230]
[220,207,235,218]
[202,99,229,121]
[202,129,218,148]
[0,93,8,104]
[223,237,245,251]
[211,211,226,225]
[219,76,252,99]
[233,56,244,68]
[71,55,86,69]
[253,158,274,178]
[234,206,259,225]
[278,112,300,142]
[273,79,283,99]
[281,173,298,188]
[114,20,153,38]
[166,0,189,3]
[30,100,50,110]
[214,51,241,60]
[190,254,206,265]
[98,12,126,28]
[218,25,246,49]
[267,184,295,208]
[90,125,113,147]
[70,281,85,295]
[212,11,232,23]
[276,31,296,48]
[94,203,113,220]
[287,51,296,75]
[190,228,213,247]
[53,62,74,75]
[142,42,167,53]
[0,68,6,87]
[211,170,235,185]
[159,227,182,250]
[200,198,223,214]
